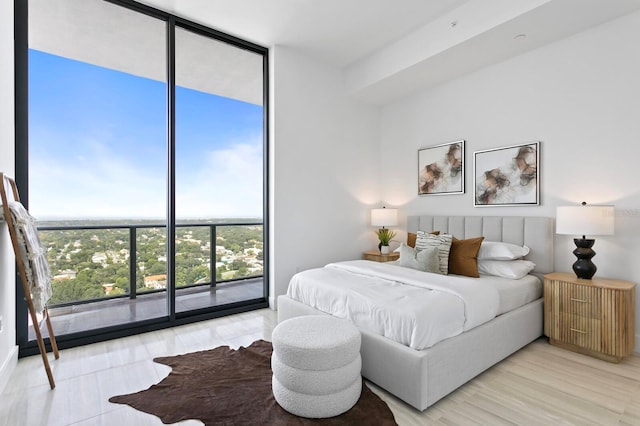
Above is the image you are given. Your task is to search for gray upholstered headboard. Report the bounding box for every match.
[407,215,554,275]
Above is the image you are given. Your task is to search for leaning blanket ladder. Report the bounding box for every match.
[0,172,59,389]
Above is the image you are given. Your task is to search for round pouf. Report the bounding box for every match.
[271,315,362,418]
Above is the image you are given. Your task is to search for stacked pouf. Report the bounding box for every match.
[271,315,362,418]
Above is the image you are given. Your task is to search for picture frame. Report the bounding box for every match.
[418,140,464,195]
[473,141,539,207]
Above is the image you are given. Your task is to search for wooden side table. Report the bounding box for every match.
[543,272,636,362]
[362,250,399,263]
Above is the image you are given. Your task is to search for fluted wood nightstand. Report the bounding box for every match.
[543,272,636,363]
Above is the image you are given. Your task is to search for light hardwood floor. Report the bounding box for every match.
[1,308,639,425]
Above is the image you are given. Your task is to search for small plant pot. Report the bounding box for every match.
[380,245,391,254]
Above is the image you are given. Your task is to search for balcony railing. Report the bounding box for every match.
[36,221,264,308]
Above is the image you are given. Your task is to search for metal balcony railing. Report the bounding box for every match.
[36,221,264,308]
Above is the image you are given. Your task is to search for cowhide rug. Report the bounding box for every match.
[109,339,397,425]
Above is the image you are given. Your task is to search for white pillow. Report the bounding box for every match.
[477,241,530,260]
[399,244,440,273]
[477,259,536,279]
[415,233,453,274]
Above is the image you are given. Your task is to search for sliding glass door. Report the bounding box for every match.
[27,0,168,338]
[17,0,268,354]
[174,26,265,313]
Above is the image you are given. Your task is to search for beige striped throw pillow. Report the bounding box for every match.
[415,231,453,275]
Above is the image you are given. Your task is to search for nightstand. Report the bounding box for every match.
[362,250,399,263]
[544,272,636,363]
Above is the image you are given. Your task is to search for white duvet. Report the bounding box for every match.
[286,260,500,350]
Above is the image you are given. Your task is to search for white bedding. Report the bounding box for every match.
[287,260,504,350]
[489,273,541,314]
[387,260,542,314]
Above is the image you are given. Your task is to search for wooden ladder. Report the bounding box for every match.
[0,172,59,389]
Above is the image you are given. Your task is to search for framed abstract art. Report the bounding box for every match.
[418,140,464,195]
[474,141,539,207]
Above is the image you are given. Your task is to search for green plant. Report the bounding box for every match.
[375,228,397,246]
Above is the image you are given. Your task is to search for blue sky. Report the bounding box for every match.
[28,49,263,220]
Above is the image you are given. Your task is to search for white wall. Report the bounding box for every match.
[379,10,640,350]
[0,0,18,393]
[269,46,380,306]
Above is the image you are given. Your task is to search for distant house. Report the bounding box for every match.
[92,252,107,264]
[53,269,77,281]
[144,274,167,289]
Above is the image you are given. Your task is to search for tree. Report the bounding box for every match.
[114,277,130,292]
[148,262,166,275]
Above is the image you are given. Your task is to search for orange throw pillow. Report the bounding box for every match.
[448,236,484,277]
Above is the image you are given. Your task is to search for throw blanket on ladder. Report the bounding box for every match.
[0,201,53,313]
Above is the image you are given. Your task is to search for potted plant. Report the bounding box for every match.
[375,228,397,254]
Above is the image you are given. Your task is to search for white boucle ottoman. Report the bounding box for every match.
[271,315,362,418]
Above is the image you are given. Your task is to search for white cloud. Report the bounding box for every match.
[30,146,165,219]
[30,135,263,220]
[176,134,263,219]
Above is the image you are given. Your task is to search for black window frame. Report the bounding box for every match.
[14,0,270,356]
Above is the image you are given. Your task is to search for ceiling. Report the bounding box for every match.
[141,0,640,105]
[32,0,640,106]
[137,0,640,105]
[136,0,470,67]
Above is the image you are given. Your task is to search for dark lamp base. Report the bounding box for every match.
[572,238,597,280]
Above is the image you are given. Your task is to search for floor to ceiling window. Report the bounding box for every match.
[16,0,268,355]
[174,26,266,314]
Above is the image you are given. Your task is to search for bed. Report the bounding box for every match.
[277,215,554,411]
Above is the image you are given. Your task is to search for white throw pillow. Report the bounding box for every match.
[477,259,536,279]
[415,233,453,275]
[477,241,530,260]
[399,244,440,273]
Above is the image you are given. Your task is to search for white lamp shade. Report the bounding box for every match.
[556,205,614,236]
[371,208,398,227]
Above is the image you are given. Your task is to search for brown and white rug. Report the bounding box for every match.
[109,339,397,425]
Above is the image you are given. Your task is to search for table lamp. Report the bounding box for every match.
[556,202,614,279]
